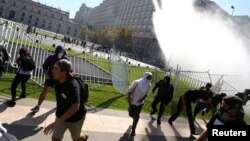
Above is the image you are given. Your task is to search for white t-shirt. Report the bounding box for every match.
[128,80,150,106]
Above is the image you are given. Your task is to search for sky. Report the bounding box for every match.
[32,0,250,19]
[214,0,250,16]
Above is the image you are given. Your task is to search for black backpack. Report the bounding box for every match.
[20,56,36,71]
[74,76,89,103]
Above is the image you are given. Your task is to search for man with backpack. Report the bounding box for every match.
[7,47,36,107]
[0,44,9,79]
[43,59,88,141]
[31,45,69,112]
[168,89,206,137]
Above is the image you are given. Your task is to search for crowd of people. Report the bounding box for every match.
[0,43,248,141]
[0,45,88,141]
[128,74,248,140]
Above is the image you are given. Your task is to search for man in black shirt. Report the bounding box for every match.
[43,59,88,141]
[168,89,205,136]
[150,76,174,125]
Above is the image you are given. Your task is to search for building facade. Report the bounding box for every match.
[89,0,154,39]
[0,0,82,37]
[89,0,161,65]
[75,3,92,25]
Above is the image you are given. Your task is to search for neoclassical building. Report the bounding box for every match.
[0,0,82,37]
[75,3,92,25]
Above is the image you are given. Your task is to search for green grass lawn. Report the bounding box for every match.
[0,74,216,119]
[1,73,250,124]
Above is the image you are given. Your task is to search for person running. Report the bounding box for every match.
[31,45,69,112]
[43,59,88,141]
[7,47,35,107]
[168,89,206,136]
[150,76,174,125]
[128,72,152,137]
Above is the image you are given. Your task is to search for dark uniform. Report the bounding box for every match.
[151,78,174,124]
[168,89,205,135]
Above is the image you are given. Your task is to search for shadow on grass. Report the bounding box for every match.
[88,95,124,112]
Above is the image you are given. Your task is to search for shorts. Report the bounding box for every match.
[44,79,55,87]
[52,118,85,140]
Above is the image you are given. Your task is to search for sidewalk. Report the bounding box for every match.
[0,96,206,141]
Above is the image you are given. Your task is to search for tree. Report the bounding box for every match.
[115,28,132,52]
[80,26,91,40]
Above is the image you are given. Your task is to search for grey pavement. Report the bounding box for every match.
[0,95,207,141]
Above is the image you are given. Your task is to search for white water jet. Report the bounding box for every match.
[152,0,250,91]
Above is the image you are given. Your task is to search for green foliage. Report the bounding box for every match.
[80,27,133,52]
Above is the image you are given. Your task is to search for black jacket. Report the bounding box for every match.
[152,80,174,102]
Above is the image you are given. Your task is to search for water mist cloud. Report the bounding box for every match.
[152,0,250,90]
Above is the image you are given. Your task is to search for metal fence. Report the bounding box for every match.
[0,18,243,96]
[171,65,242,95]
[0,18,112,89]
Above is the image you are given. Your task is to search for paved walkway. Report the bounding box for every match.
[0,96,207,141]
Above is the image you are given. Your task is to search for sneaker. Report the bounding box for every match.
[31,106,40,112]
[7,101,16,107]
[79,133,89,141]
[150,110,157,115]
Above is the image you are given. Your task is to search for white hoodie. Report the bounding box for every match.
[128,72,152,106]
